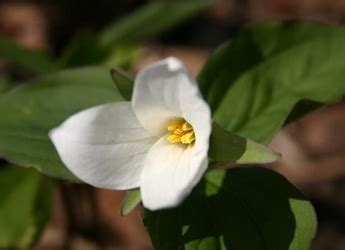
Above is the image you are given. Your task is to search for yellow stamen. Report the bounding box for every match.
[167,134,182,143]
[167,121,181,132]
[181,131,195,144]
[166,119,195,145]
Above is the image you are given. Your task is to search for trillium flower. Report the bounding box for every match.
[49,57,211,210]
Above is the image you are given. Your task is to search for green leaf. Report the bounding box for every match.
[110,67,134,100]
[59,1,212,68]
[0,165,53,248]
[209,122,280,165]
[0,75,12,94]
[105,45,143,69]
[57,32,107,68]
[0,36,54,74]
[120,188,141,216]
[198,22,345,143]
[57,35,142,70]
[100,0,213,48]
[144,168,317,250]
[0,67,123,180]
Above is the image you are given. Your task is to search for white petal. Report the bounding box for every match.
[49,102,157,190]
[132,57,211,137]
[141,136,209,210]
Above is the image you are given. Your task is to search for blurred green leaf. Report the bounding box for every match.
[198,22,345,143]
[59,1,212,68]
[144,168,317,250]
[57,34,143,70]
[0,165,53,248]
[100,0,213,48]
[0,36,54,74]
[0,75,12,93]
[0,67,123,180]
[210,122,280,165]
[121,188,141,216]
[105,45,143,69]
[57,33,107,68]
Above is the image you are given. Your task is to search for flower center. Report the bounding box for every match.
[167,119,195,145]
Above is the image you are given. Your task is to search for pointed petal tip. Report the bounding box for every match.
[165,57,183,71]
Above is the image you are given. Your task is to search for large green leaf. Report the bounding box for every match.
[0,165,53,248]
[0,36,54,74]
[144,168,317,250]
[100,0,213,48]
[0,67,123,180]
[198,22,345,143]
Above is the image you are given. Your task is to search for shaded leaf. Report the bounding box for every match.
[57,32,107,68]
[0,67,123,180]
[0,36,54,74]
[144,168,317,250]
[110,67,134,100]
[0,165,53,248]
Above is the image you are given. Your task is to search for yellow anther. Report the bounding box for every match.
[166,119,195,145]
[181,131,195,144]
[167,134,182,143]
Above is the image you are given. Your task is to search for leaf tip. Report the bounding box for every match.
[120,188,141,216]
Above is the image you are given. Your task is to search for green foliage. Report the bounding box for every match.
[209,122,280,165]
[0,75,12,93]
[121,188,141,216]
[198,22,345,143]
[105,45,143,69]
[0,36,55,74]
[57,33,107,69]
[0,67,123,180]
[0,166,53,248]
[144,168,317,250]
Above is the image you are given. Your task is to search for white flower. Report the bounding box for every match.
[49,57,212,210]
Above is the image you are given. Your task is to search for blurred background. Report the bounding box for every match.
[1,0,345,249]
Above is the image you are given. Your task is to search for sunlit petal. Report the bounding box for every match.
[141,136,208,210]
[50,102,157,190]
[132,57,211,138]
